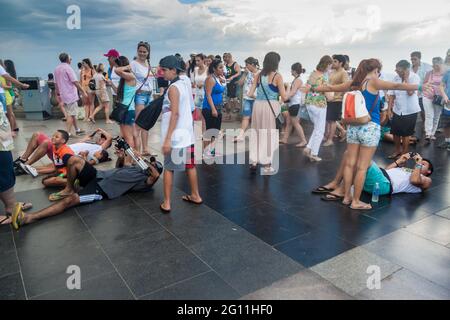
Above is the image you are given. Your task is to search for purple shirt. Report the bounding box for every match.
[54,63,79,104]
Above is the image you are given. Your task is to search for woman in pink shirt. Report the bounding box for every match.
[423,57,445,141]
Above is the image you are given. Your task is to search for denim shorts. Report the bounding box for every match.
[0,93,7,112]
[242,99,254,117]
[120,110,136,126]
[135,92,152,106]
[347,122,381,147]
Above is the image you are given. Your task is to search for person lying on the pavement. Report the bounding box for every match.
[2,147,162,230]
[312,152,433,207]
[14,128,112,178]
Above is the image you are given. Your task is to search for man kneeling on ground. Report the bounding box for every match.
[2,147,162,229]
[312,152,433,206]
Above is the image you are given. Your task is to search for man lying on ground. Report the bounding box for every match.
[312,152,433,207]
[1,147,162,229]
[14,128,112,179]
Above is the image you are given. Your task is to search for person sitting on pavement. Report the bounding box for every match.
[312,151,433,202]
[14,128,112,178]
[1,146,162,229]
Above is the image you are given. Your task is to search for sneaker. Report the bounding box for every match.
[431,135,437,141]
[309,155,322,162]
[19,163,38,178]
[75,129,85,136]
[14,165,27,176]
[13,157,26,165]
[262,166,276,175]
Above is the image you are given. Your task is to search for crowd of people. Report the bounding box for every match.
[0,44,449,228]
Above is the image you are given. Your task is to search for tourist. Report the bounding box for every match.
[1,60,18,133]
[323,55,349,146]
[202,58,226,156]
[80,58,96,122]
[90,64,113,123]
[439,67,450,150]
[280,62,307,147]
[423,57,445,141]
[410,51,432,123]
[247,52,288,174]
[114,56,138,151]
[158,55,201,213]
[304,55,333,162]
[223,52,242,118]
[131,41,153,156]
[7,149,162,229]
[235,57,259,142]
[387,60,421,158]
[54,53,86,136]
[192,54,208,130]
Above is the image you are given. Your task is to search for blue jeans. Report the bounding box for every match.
[242,99,254,117]
[135,92,152,106]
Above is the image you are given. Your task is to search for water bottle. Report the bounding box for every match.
[372,182,380,203]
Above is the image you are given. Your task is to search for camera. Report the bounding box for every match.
[409,152,417,158]
[113,136,149,171]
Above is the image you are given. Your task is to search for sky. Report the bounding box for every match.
[0,0,449,80]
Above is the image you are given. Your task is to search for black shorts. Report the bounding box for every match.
[202,108,222,131]
[326,101,342,121]
[78,162,98,187]
[391,112,418,137]
[226,81,238,99]
[288,104,300,117]
[77,177,108,200]
[442,112,450,128]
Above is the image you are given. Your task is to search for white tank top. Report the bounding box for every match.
[387,168,422,194]
[289,78,303,106]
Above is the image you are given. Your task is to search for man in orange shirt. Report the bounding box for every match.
[40,130,75,188]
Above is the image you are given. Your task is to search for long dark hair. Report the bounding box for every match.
[137,41,151,63]
[115,56,130,103]
[208,59,222,75]
[4,60,17,78]
[82,58,94,70]
[261,52,280,76]
[350,59,382,90]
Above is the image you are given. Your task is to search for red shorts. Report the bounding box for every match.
[36,133,54,160]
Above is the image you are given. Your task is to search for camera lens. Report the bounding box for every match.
[150,156,156,162]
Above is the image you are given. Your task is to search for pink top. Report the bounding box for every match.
[54,63,79,104]
[423,71,443,100]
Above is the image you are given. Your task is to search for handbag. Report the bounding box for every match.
[259,74,284,130]
[432,95,444,106]
[111,65,151,124]
[135,95,164,130]
[88,78,96,91]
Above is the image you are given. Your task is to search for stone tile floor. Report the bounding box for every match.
[0,117,449,300]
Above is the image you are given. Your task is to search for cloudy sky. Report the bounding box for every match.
[0,0,449,80]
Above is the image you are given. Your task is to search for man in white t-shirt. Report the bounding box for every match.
[387,60,421,158]
[104,49,121,97]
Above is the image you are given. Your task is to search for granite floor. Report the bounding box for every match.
[0,116,449,300]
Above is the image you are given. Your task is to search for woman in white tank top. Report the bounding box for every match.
[280,63,307,147]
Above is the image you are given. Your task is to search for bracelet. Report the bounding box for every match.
[394,161,399,167]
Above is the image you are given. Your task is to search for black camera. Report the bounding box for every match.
[409,152,417,158]
[114,136,130,151]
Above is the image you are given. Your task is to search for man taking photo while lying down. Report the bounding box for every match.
[2,144,162,230]
[313,152,433,203]
[15,128,112,178]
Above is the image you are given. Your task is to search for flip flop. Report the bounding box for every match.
[312,186,335,194]
[11,203,24,230]
[160,204,171,214]
[20,202,33,211]
[350,203,372,210]
[48,192,72,202]
[182,195,203,205]
[0,212,11,225]
[321,193,344,201]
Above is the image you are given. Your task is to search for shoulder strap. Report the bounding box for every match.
[368,94,380,114]
[258,74,278,119]
[271,72,278,84]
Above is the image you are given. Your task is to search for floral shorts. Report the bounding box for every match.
[347,122,381,147]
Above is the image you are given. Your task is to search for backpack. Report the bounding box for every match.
[341,80,379,125]
[88,78,96,91]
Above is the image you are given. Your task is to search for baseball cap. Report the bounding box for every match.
[159,55,184,71]
[104,49,120,58]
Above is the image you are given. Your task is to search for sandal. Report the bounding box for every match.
[295,142,307,148]
[0,212,11,225]
[182,195,203,205]
[49,192,72,202]
[312,186,335,194]
[160,204,171,214]
[321,193,344,201]
[11,203,25,230]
